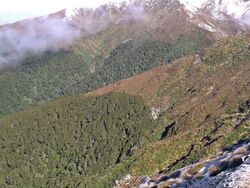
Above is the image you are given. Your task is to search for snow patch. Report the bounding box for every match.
[65,8,78,20]
[179,0,203,13]
[179,0,250,26]
[198,23,217,32]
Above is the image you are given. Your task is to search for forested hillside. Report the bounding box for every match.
[0,29,211,116]
[0,35,249,188]
[0,93,159,187]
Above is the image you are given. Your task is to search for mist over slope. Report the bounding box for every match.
[0,0,217,116]
[0,0,249,117]
[0,17,80,65]
[0,0,249,66]
[0,2,150,65]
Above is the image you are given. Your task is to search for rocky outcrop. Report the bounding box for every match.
[136,139,250,188]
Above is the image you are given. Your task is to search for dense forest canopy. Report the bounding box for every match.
[0,93,159,187]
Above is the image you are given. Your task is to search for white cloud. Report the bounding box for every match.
[178,0,206,9]
[0,0,126,24]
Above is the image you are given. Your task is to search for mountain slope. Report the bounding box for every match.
[0,30,211,117]
[180,0,250,27]
[90,35,250,114]
[0,93,159,188]
[86,34,250,186]
[122,137,250,187]
[1,0,248,117]
[0,34,249,187]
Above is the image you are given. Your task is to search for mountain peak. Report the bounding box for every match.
[179,0,250,20]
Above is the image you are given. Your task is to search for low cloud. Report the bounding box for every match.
[0,2,148,66]
[240,10,250,26]
[0,17,82,65]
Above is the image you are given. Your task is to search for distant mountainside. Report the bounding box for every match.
[0,0,212,116]
[180,0,250,20]
[0,34,249,187]
[180,0,250,34]
[1,0,249,116]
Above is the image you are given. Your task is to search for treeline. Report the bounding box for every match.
[77,30,210,92]
[0,93,158,187]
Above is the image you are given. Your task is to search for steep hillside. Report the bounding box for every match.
[120,136,250,187]
[85,34,250,186]
[0,34,249,187]
[91,35,250,140]
[0,93,159,187]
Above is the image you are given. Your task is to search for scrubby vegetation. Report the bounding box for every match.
[87,101,250,187]
[0,93,159,187]
[203,35,249,65]
[81,35,250,187]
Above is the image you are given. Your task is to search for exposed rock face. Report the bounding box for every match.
[114,174,133,188]
[217,164,250,188]
[134,139,250,188]
[151,107,160,120]
[193,55,202,64]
